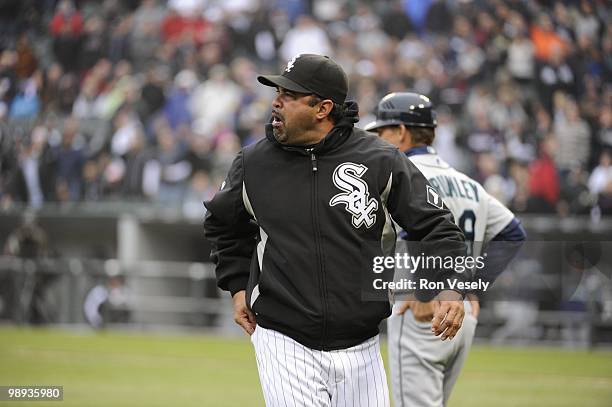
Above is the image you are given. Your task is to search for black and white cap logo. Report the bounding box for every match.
[426,185,443,209]
[284,54,302,73]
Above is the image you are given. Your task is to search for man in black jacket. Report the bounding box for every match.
[204,54,466,406]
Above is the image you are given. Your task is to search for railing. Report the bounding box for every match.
[0,256,229,329]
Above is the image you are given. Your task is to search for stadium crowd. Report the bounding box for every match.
[0,0,610,217]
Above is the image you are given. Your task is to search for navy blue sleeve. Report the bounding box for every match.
[491,218,527,242]
[473,218,526,294]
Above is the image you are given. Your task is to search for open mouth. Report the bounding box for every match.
[271,111,284,129]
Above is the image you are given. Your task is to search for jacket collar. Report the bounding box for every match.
[404,145,436,157]
[265,101,360,155]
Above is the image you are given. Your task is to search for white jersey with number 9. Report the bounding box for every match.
[409,151,514,248]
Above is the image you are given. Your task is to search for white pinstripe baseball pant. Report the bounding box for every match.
[251,325,390,407]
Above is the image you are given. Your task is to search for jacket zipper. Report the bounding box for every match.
[307,149,328,348]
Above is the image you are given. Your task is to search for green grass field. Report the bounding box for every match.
[1,327,611,406]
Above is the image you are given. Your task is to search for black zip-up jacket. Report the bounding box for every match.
[204,102,465,350]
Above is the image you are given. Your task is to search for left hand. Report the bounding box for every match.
[431,290,464,341]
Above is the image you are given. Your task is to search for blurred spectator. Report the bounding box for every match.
[574,0,601,43]
[9,126,56,207]
[40,63,64,114]
[185,132,213,175]
[56,73,80,115]
[168,0,206,18]
[4,213,54,324]
[72,76,103,120]
[466,110,504,159]
[4,212,49,259]
[537,48,577,112]
[506,23,535,85]
[14,33,38,79]
[9,78,40,121]
[589,151,612,197]
[108,15,133,64]
[508,160,530,214]
[49,0,83,72]
[79,16,108,72]
[122,132,152,198]
[351,5,390,58]
[558,166,594,217]
[83,275,131,329]
[279,15,332,62]
[489,85,527,134]
[553,98,591,172]
[598,105,612,150]
[190,64,241,134]
[136,66,168,125]
[111,108,144,157]
[97,60,136,118]
[380,0,413,40]
[402,0,432,35]
[54,117,85,201]
[432,105,465,170]
[130,0,165,71]
[528,136,560,213]
[530,13,568,62]
[183,170,216,218]
[161,6,211,47]
[82,159,103,201]
[0,51,18,112]
[424,0,451,35]
[144,123,191,202]
[164,69,197,130]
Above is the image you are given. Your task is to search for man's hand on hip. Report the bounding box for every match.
[232,290,256,335]
[431,290,464,341]
[396,300,435,322]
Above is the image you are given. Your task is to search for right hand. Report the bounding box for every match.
[232,290,256,335]
[395,300,435,322]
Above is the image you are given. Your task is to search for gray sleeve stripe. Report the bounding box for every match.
[242,181,257,221]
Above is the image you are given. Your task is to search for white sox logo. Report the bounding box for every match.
[329,163,378,228]
[284,54,302,73]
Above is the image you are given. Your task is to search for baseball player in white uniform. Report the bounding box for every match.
[366,92,526,407]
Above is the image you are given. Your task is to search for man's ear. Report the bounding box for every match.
[398,124,408,142]
[399,124,412,148]
[315,99,334,120]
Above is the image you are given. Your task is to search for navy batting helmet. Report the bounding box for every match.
[364,92,437,131]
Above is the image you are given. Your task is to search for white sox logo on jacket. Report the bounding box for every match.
[330,162,378,228]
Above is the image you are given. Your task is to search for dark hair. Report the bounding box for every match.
[308,95,346,124]
[408,126,435,145]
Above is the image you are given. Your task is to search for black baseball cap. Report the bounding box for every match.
[257,54,348,104]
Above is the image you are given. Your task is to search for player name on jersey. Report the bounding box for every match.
[428,175,480,203]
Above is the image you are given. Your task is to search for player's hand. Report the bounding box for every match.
[394,300,412,315]
[409,301,435,321]
[232,290,256,336]
[432,290,464,341]
[467,293,480,318]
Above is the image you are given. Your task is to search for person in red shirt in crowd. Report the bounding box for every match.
[49,0,83,72]
[161,8,211,47]
[528,135,560,213]
[49,1,83,37]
